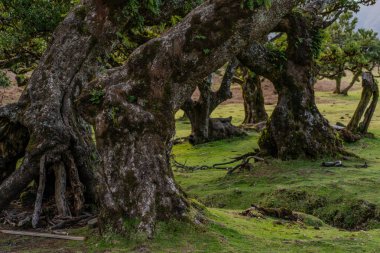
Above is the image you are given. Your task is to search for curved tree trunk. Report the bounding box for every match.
[239,13,343,160]
[341,71,362,96]
[182,59,245,145]
[242,73,268,124]
[78,0,298,236]
[347,72,379,134]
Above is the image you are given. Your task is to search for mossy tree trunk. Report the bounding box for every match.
[78,0,298,236]
[239,13,343,160]
[242,73,268,124]
[182,59,245,145]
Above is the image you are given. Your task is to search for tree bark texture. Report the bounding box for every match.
[347,72,379,134]
[78,0,299,236]
[182,59,245,145]
[239,13,343,160]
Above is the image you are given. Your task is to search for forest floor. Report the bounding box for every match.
[1,74,380,252]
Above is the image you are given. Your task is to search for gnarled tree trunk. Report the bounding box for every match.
[241,73,268,124]
[182,59,245,145]
[0,0,200,226]
[239,13,343,160]
[0,1,111,216]
[78,0,298,236]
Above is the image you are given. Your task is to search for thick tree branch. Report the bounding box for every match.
[78,0,299,235]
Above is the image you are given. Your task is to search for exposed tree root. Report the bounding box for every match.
[32,155,47,228]
[49,213,94,230]
[1,203,95,230]
[172,151,266,175]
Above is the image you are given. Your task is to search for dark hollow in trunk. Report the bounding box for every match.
[347,72,379,134]
[182,59,245,145]
[0,106,29,182]
[241,73,268,124]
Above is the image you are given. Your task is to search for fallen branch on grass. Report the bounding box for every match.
[49,214,94,230]
[171,152,266,175]
[0,229,86,241]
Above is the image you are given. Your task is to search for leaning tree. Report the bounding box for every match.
[317,12,357,94]
[0,0,299,237]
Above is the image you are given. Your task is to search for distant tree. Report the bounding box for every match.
[317,12,356,94]
[318,12,380,95]
[341,28,380,95]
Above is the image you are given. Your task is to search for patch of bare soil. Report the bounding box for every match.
[221,79,279,105]
[0,70,24,106]
[190,74,348,107]
[314,78,361,92]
